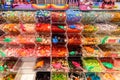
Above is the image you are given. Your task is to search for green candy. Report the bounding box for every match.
[102,62,113,69]
[101,36,109,44]
[60,13,62,16]
[86,66,94,71]
[58,25,64,29]
[69,51,76,55]
[3,38,12,42]
[0,66,4,71]
[0,50,6,57]
[36,37,42,42]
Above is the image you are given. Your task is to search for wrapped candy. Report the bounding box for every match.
[96,23,118,34]
[66,9,82,23]
[20,11,36,23]
[81,11,98,24]
[36,10,50,23]
[51,11,66,23]
[95,12,113,23]
[2,11,20,23]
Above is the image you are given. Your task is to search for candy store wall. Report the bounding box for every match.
[0,10,120,80]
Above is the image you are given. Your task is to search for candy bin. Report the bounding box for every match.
[52,72,68,80]
[17,45,35,57]
[35,10,50,23]
[67,24,83,33]
[85,72,101,80]
[3,35,19,45]
[111,25,120,35]
[68,57,85,72]
[2,24,20,35]
[20,11,36,23]
[96,23,118,34]
[113,58,120,71]
[52,58,69,72]
[2,57,18,72]
[66,9,82,23]
[68,45,82,57]
[35,33,51,45]
[52,24,67,33]
[82,45,102,57]
[82,58,104,72]
[95,12,113,23]
[35,45,51,57]
[82,24,98,34]
[2,73,17,80]
[111,12,120,23]
[35,72,50,80]
[2,45,20,57]
[98,44,118,57]
[68,34,82,45]
[81,11,98,24]
[17,34,35,45]
[52,45,67,57]
[34,57,50,71]
[2,11,20,23]
[99,57,115,72]
[68,72,86,80]
[83,34,100,45]
[52,33,67,45]
[36,23,51,33]
[100,72,116,80]
[20,23,36,34]
[51,11,66,23]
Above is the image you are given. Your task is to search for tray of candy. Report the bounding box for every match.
[98,57,116,72]
[67,23,83,33]
[97,34,120,45]
[36,23,51,33]
[35,33,51,45]
[52,57,69,72]
[68,45,82,57]
[85,72,101,80]
[52,24,67,33]
[82,24,98,34]
[68,57,84,72]
[82,45,102,57]
[52,72,68,80]
[82,57,105,72]
[68,72,86,80]
[52,45,68,57]
[1,72,17,80]
[82,34,100,45]
[35,45,51,57]
[52,33,67,45]
[98,44,118,57]
[67,33,82,45]
[0,57,20,72]
[34,57,50,72]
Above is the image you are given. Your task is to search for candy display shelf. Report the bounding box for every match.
[0,2,120,80]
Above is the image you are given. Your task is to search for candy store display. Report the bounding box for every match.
[1,6,120,80]
[34,57,50,71]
